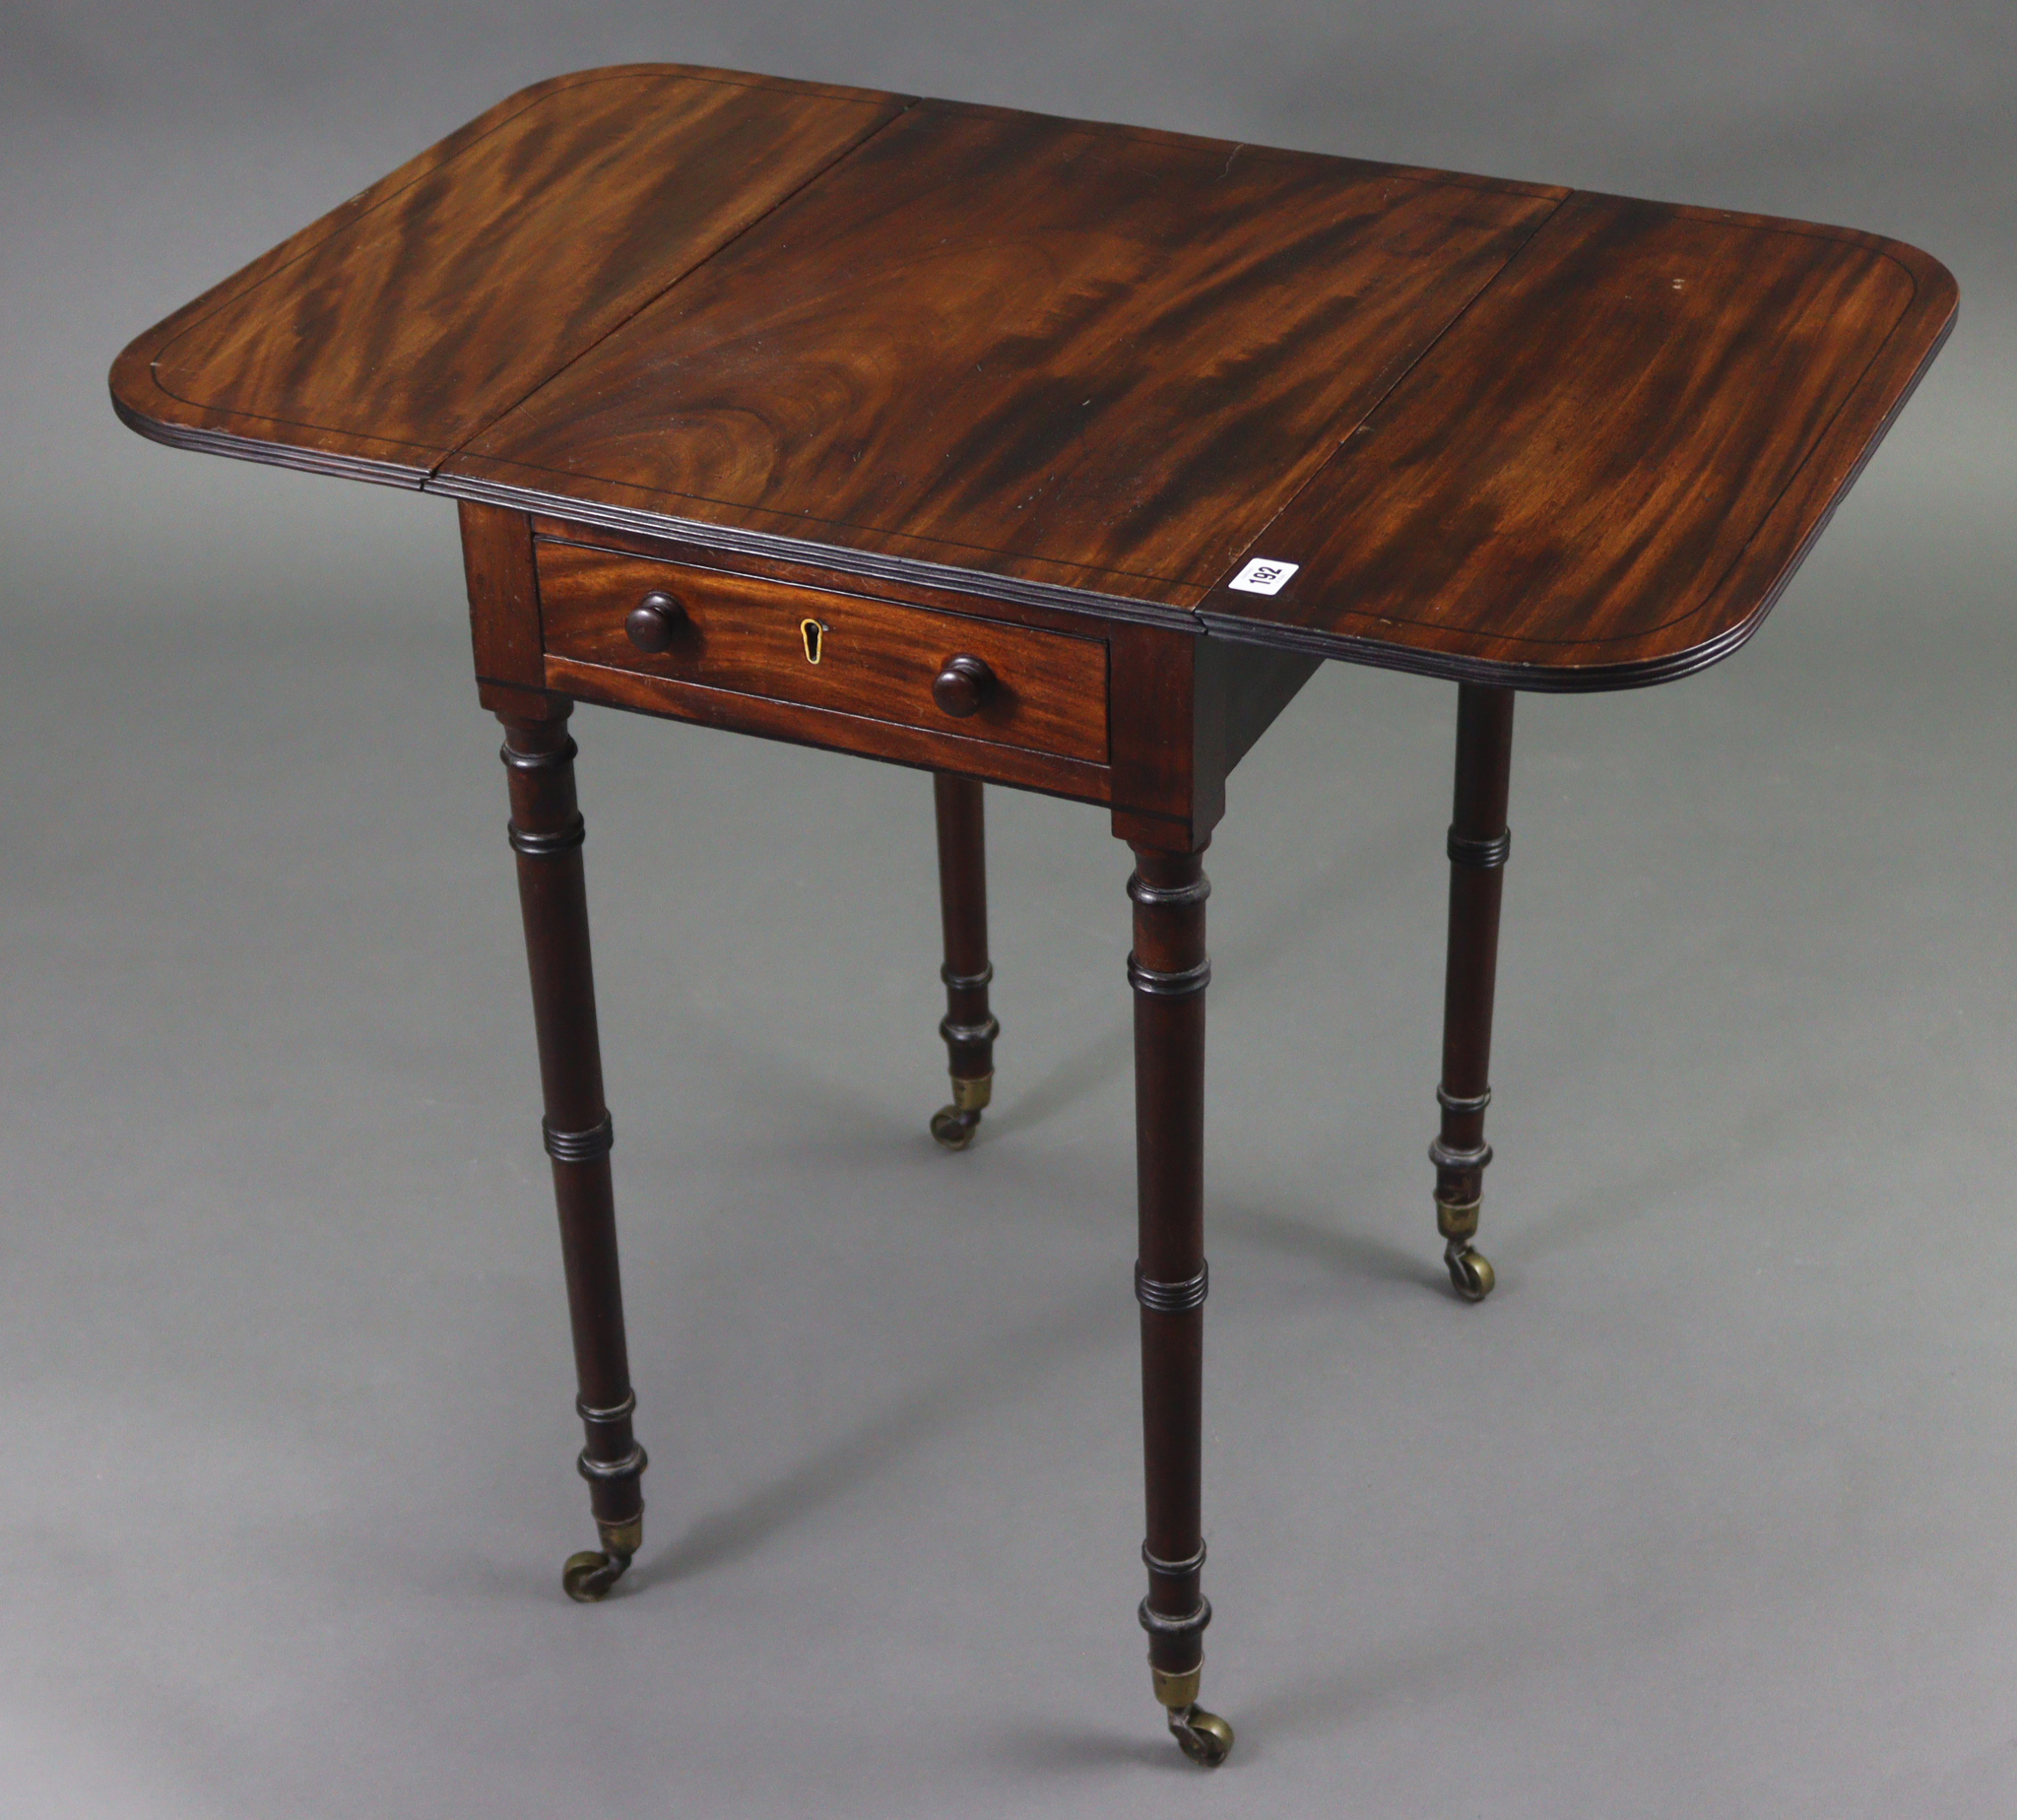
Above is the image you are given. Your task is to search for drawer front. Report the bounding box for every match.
[536,542,1109,764]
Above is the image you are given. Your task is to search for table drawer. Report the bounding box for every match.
[536,542,1109,764]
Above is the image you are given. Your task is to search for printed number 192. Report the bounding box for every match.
[1228,557,1299,597]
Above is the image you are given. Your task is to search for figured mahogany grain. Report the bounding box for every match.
[111,66,908,481]
[448,100,1563,603]
[546,651,1114,807]
[536,541,1110,763]
[1202,192,1958,685]
[111,65,1956,692]
[460,500,545,693]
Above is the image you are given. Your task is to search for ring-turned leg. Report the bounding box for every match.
[930,774,998,1149]
[1432,683,1516,1303]
[499,706,647,1599]
[1129,844,1233,1767]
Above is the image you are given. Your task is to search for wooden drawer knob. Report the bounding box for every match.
[933,654,994,718]
[625,591,685,652]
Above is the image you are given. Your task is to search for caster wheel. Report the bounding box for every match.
[930,1105,979,1149]
[1446,1244,1496,1303]
[1169,1705,1235,1768]
[561,1547,632,1602]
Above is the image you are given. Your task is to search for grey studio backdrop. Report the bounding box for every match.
[4,4,2014,1816]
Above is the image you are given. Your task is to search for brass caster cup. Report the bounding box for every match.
[1153,1663,1233,1767]
[561,1517,641,1602]
[1445,1241,1496,1303]
[930,1073,992,1149]
[1168,1705,1235,1768]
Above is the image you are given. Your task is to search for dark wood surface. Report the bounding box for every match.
[449,100,1561,606]
[486,511,1323,843]
[113,63,1956,689]
[498,708,646,1579]
[111,67,906,483]
[535,538,1110,762]
[1128,847,1211,1675]
[932,774,998,1147]
[1201,193,1958,686]
[460,501,546,699]
[1432,684,1515,1299]
[543,645,1117,808]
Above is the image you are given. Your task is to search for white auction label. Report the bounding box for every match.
[1228,557,1299,596]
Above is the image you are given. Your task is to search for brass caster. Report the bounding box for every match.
[561,1547,632,1601]
[930,1105,980,1149]
[561,1516,640,1601]
[1168,1704,1235,1768]
[931,1072,991,1149]
[1445,1241,1496,1303]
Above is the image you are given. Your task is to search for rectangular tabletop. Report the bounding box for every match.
[112,62,1956,690]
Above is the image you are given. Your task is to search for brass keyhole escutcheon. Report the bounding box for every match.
[800,618,827,665]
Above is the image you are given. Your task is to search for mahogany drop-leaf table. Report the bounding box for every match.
[110,64,1956,1767]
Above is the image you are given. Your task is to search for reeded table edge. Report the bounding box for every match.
[110,389,431,490]
[426,474,1204,634]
